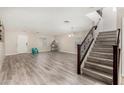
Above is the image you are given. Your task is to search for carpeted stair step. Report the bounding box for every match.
[87,56,113,66]
[99,31,117,35]
[89,52,113,60]
[94,44,113,48]
[98,34,116,38]
[84,61,113,74]
[92,47,113,53]
[83,68,113,84]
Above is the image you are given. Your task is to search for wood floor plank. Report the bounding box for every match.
[0,52,105,85]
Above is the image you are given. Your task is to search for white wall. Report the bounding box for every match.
[5,30,54,55]
[86,11,101,26]
[117,8,124,28]
[122,18,124,76]
[102,7,117,31]
[56,11,104,54]
[117,8,124,80]
[56,31,88,54]
[5,29,89,55]
[28,32,54,53]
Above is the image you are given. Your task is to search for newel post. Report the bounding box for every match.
[77,44,81,74]
[113,45,118,85]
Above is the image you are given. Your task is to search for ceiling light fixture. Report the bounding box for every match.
[64,20,70,23]
[68,33,74,37]
[68,34,72,37]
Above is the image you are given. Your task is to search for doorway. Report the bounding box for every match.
[17,35,28,53]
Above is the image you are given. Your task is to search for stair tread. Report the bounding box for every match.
[97,36,116,38]
[96,39,116,42]
[88,56,113,62]
[99,33,116,36]
[94,45,113,48]
[99,34,116,36]
[83,68,112,79]
[99,31,117,33]
[94,44,113,46]
[90,52,113,60]
[95,41,116,43]
[85,61,113,69]
[90,52,113,55]
[93,47,112,49]
[96,38,116,41]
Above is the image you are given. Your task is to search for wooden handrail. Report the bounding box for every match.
[80,18,101,47]
[80,26,96,46]
[117,29,120,45]
[77,27,95,74]
[80,39,94,64]
[77,20,100,74]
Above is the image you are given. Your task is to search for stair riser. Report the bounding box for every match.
[95,41,116,45]
[95,42,116,45]
[96,37,116,41]
[94,45,113,48]
[85,63,113,74]
[99,33,116,36]
[98,35,116,38]
[92,49,113,53]
[90,53,113,60]
[99,31,116,33]
[87,57,113,66]
[96,39,116,42]
[83,69,112,84]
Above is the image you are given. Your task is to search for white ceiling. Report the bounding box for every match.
[0,7,100,35]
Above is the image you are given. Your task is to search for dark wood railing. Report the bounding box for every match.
[113,29,120,85]
[77,8,102,74]
[77,26,95,74]
[77,19,100,74]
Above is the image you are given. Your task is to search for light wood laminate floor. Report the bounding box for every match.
[0,52,105,85]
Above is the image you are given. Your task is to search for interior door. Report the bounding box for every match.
[17,35,28,53]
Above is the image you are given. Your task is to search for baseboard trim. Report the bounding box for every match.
[59,50,76,55]
[5,51,50,56]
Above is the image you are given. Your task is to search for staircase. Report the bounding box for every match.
[82,31,117,84]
